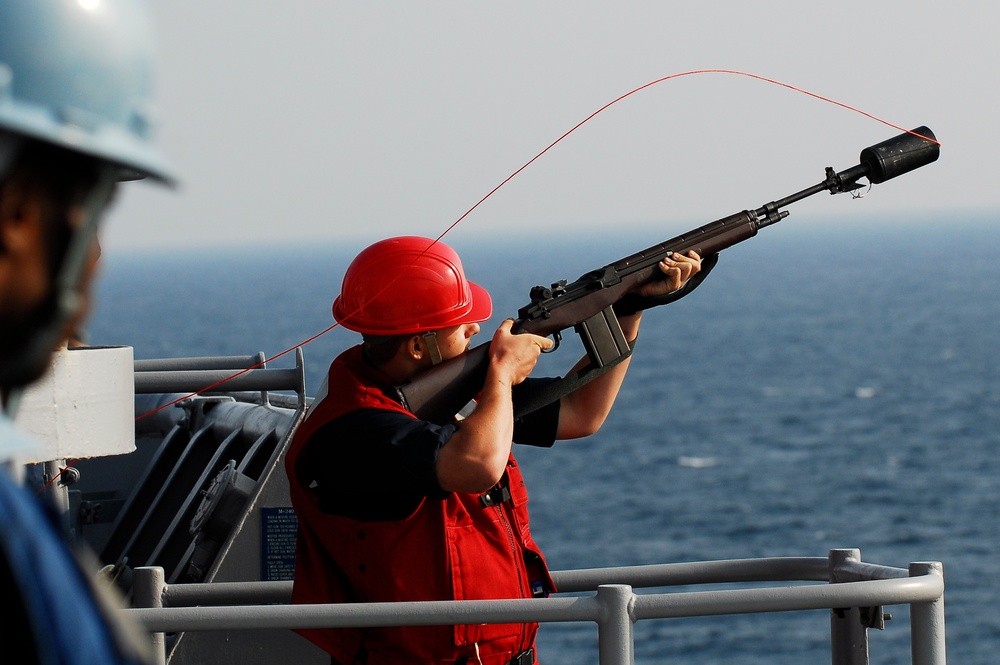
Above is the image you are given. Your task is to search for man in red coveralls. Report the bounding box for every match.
[286,236,703,665]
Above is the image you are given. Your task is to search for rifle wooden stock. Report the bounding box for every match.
[396,343,492,422]
[396,126,940,423]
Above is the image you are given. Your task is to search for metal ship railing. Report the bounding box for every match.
[126,549,945,665]
[75,351,307,595]
[63,353,946,664]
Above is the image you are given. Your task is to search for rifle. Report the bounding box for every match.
[397,126,940,424]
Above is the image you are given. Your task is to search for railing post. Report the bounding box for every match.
[909,562,946,665]
[596,584,634,665]
[829,549,869,665]
[133,566,167,665]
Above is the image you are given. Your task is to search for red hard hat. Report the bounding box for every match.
[333,236,493,335]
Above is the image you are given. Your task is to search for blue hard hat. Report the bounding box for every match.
[0,0,175,183]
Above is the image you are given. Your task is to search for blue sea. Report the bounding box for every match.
[89,213,998,664]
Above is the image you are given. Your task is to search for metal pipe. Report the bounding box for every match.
[629,576,942,620]
[134,368,301,394]
[132,566,167,665]
[596,585,634,665]
[552,556,830,592]
[126,595,601,633]
[155,558,831,608]
[135,355,264,372]
[909,562,946,665]
[830,549,869,665]
[127,560,945,665]
[833,560,909,582]
[125,571,943,632]
[163,579,294,606]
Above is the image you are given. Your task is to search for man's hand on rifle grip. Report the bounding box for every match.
[488,318,554,388]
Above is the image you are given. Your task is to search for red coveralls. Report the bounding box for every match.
[285,346,554,665]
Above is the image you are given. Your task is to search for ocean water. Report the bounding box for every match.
[89,214,999,663]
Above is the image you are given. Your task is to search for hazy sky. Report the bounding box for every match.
[102,1,998,253]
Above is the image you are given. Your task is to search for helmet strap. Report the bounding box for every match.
[421,331,444,366]
[53,164,116,325]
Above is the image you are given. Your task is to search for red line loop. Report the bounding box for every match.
[134,69,937,422]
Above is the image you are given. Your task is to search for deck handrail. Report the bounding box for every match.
[125,549,946,665]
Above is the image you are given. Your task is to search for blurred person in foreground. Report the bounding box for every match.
[0,1,175,663]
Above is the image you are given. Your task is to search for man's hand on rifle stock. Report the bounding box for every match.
[613,249,714,319]
[548,250,703,440]
[614,250,703,340]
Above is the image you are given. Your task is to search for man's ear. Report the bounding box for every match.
[404,334,425,362]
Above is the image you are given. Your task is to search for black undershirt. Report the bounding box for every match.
[299,378,560,521]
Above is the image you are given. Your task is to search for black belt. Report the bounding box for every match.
[510,648,534,665]
[480,485,512,507]
[455,648,533,665]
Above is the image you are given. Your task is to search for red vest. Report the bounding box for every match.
[285,346,555,665]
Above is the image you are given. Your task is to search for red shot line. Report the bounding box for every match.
[132,69,939,422]
[38,70,936,493]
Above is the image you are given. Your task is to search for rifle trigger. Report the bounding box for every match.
[542,332,561,353]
